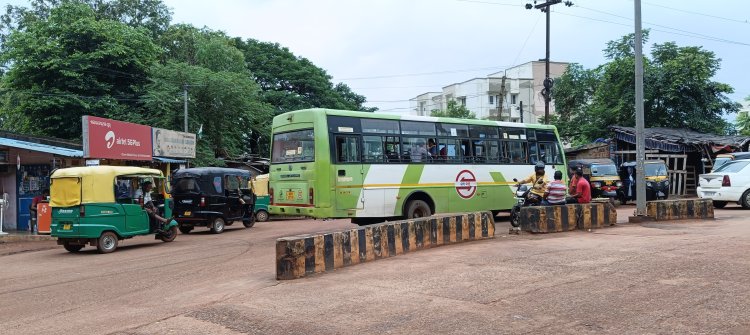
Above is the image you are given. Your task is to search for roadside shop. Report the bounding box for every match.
[0,131,84,232]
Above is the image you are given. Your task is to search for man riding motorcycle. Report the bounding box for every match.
[515,161,549,204]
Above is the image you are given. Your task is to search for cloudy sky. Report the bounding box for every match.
[5,0,749,117]
[158,0,749,117]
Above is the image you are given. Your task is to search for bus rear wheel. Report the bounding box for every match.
[405,200,431,219]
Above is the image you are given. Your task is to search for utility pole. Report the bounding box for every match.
[634,0,647,217]
[183,84,189,132]
[525,0,573,124]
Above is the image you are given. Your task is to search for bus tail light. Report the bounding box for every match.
[269,188,274,205]
[722,175,731,187]
[200,197,206,207]
[79,205,85,217]
[309,188,314,205]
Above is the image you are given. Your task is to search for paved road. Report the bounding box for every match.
[2,206,750,334]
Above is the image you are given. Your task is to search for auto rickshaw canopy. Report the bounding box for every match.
[252,174,269,196]
[50,166,163,207]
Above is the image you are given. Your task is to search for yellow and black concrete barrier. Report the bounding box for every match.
[276,212,495,280]
[519,203,617,233]
[646,199,714,221]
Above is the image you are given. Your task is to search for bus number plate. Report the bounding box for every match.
[286,191,296,200]
[62,224,71,230]
[183,211,191,216]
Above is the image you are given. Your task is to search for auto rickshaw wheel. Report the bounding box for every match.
[97,232,119,254]
[255,210,269,222]
[712,201,727,209]
[159,226,178,242]
[242,218,256,228]
[63,243,84,253]
[179,226,193,234]
[211,217,226,234]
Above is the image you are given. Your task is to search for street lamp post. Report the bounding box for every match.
[525,0,573,124]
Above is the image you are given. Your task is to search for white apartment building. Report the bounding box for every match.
[409,61,569,123]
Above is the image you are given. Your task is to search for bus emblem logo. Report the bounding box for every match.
[455,170,477,199]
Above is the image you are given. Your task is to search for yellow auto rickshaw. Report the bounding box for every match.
[568,158,622,201]
[50,166,178,253]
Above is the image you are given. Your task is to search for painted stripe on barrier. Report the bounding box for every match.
[276,212,496,279]
[350,229,360,265]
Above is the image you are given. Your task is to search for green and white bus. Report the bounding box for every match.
[268,108,567,224]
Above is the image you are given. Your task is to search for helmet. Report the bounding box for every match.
[534,162,545,170]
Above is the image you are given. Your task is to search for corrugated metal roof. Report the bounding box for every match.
[0,137,83,157]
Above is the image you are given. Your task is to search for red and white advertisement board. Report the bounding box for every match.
[82,116,153,161]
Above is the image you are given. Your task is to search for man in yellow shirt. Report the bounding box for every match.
[517,161,549,199]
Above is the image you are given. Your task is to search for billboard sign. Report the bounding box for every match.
[82,116,152,161]
[152,128,196,158]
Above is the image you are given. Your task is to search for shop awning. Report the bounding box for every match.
[610,126,750,153]
[153,157,187,163]
[0,137,83,157]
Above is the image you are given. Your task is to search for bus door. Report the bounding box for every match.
[334,135,364,210]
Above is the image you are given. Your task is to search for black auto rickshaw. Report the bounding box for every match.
[171,168,255,234]
[568,158,622,201]
[617,160,670,204]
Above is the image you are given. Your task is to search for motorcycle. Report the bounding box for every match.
[509,179,543,227]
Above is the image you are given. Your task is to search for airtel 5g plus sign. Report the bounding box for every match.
[82,116,153,161]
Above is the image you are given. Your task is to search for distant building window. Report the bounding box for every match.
[511,94,518,105]
[488,95,494,104]
[458,97,466,106]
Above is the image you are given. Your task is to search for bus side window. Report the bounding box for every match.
[363,135,384,163]
[439,138,460,163]
[529,142,539,164]
[505,141,527,164]
[336,136,360,163]
[384,136,401,163]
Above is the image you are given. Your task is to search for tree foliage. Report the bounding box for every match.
[0,2,159,138]
[142,62,272,166]
[430,100,476,119]
[551,30,740,144]
[736,96,750,136]
[0,0,171,45]
[234,39,376,113]
[0,0,375,163]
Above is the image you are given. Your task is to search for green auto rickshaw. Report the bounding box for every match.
[251,173,270,222]
[50,166,178,253]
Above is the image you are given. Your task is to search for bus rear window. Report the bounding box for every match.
[272,129,315,163]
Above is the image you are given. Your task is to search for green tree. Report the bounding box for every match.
[234,38,374,113]
[552,30,740,143]
[0,2,159,138]
[430,100,476,119]
[142,62,273,165]
[1,0,171,44]
[737,96,750,136]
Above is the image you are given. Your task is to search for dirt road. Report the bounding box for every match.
[2,206,749,334]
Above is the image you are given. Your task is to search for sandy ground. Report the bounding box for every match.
[2,205,749,334]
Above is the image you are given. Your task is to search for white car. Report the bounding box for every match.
[697,159,750,209]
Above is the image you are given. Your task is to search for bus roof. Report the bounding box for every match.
[277,108,558,130]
